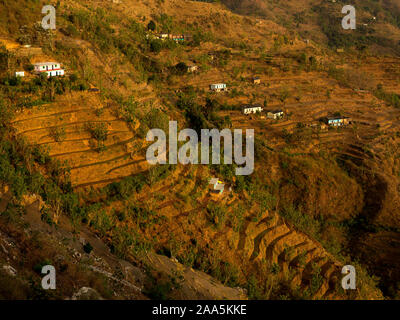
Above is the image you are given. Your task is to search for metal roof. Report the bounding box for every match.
[34,62,60,66]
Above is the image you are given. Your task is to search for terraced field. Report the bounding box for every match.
[109,162,365,299]
[12,92,149,190]
[234,210,344,299]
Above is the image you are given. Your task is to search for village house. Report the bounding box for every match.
[158,34,192,42]
[187,65,198,73]
[326,116,351,127]
[145,33,156,40]
[242,104,263,115]
[208,52,216,61]
[210,83,227,92]
[34,62,65,77]
[252,76,261,84]
[267,109,284,120]
[158,33,169,40]
[15,71,24,77]
[209,178,225,195]
[170,34,185,41]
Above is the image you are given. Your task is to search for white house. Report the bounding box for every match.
[210,83,227,92]
[242,104,263,115]
[15,71,24,77]
[267,110,284,119]
[326,116,351,127]
[209,178,225,195]
[252,76,261,84]
[34,62,65,77]
[158,33,169,40]
[187,65,198,73]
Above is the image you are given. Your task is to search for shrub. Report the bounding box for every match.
[33,259,53,274]
[143,108,169,132]
[86,122,108,150]
[115,210,126,222]
[110,226,135,258]
[24,64,34,72]
[147,20,156,31]
[206,203,227,228]
[50,126,66,142]
[144,277,174,300]
[104,174,146,199]
[64,24,79,37]
[150,39,162,53]
[89,210,114,237]
[173,62,188,75]
[246,275,264,300]
[83,242,93,254]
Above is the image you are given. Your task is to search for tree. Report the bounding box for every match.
[174,62,188,75]
[0,45,9,73]
[279,87,289,103]
[147,20,156,31]
[204,98,218,119]
[150,40,162,53]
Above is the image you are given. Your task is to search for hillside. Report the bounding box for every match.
[0,0,399,300]
[221,0,400,55]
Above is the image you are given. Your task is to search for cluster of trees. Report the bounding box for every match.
[0,73,88,108]
[374,84,400,108]
[177,93,232,134]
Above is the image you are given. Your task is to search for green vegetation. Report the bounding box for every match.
[177,94,232,134]
[206,203,227,229]
[83,242,93,254]
[85,122,108,151]
[86,122,108,142]
[50,126,66,142]
[374,84,400,108]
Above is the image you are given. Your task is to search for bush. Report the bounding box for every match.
[83,242,93,254]
[104,174,146,199]
[246,275,265,300]
[374,86,400,108]
[150,40,162,53]
[2,76,22,86]
[24,64,34,72]
[64,24,80,37]
[173,62,188,76]
[110,226,135,258]
[206,203,227,228]
[86,122,108,143]
[143,108,169,132]
[144,277,174,300]
[50,126,66,142]
[89,210,114,237]
[147,20,156,31]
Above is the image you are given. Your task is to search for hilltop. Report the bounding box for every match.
[221,0,400,54]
